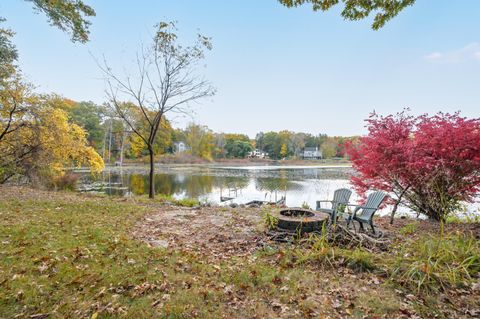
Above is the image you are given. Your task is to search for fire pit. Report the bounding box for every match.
[276,208,329,233]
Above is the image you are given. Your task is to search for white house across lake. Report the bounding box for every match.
[302,147,322,160]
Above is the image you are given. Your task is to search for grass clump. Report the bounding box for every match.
[262,208,278,230]
[399,222,418,235]
[301,201,311,209]
[295,232,377,273]
[138,193,200,207]
[389,233,480,292]
[174,197,200,207]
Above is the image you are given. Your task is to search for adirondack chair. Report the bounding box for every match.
[345,191,386,234]
[316,188,352,222]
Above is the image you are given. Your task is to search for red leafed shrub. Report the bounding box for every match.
[346,111,480,222]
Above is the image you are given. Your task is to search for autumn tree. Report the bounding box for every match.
[279,0,415,30]
[280,143,288,158]
[24,0,95,43]
[320,138,337,158]
[68,101,106,151]
[0,2,101,186]
[0,76,103,184]
[212,133,227,158]
[289,132,306,158]
[185,123,214,161]
[347,111,480,222]
[128,113,173,159]
[101,22,214,198]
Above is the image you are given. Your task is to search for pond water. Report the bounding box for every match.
[76,164,479,216]
[77,165,355,208]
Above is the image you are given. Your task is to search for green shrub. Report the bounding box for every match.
[262,209,278,230]
[389,233,480,292]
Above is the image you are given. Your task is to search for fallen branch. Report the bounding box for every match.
[265,222,391,251]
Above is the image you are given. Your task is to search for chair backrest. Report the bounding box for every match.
[331,188,352,211]
[357,191,386,220]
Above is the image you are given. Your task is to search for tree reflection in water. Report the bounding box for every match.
[82,166,353,207]
[127,173,250,199]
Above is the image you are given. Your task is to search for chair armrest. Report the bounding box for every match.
[355,205,380,210]
[316,200,332,210]
[345,204,378,210]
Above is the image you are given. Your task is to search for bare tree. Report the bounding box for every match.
[99,21,214,198]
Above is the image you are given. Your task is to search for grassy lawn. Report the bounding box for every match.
[0,187,479,318]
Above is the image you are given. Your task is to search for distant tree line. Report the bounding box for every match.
[255,131,357,160]
[61,101,356,163]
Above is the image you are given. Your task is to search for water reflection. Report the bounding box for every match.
[78,165,354,208]
[77,165,480,216]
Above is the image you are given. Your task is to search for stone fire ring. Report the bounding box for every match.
[275,208,329,233]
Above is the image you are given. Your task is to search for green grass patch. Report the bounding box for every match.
[134,194,200,207]
[1,189,478,318]
[389,233,480,292]
[399,222,418,235]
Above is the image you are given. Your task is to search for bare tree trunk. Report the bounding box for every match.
[101,120,108,162]
[107,118,113,165]
[390,200,401,225]
[390,187,409,224]
[148,146,155,199]
[119,128,125,166]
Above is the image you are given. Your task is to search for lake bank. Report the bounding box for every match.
[119,157,353,167]
[1,186,479,318]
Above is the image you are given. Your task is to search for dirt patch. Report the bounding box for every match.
[132,205,480,263]
[132,206,266,261]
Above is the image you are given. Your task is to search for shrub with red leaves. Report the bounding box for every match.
[347,111,480,222]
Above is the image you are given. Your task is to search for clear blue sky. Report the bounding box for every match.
[2,0,480,137]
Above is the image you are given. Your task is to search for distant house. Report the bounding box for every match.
[174,141,188,153]
[248,149,268,159]
[302,147,322,160]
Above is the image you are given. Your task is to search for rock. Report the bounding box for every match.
[150,239,169,249]
[229,203,238,208]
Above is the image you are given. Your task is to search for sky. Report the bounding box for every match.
[2,0,480,137]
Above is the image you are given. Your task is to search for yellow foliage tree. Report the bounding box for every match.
[185,123,214,161]
[280,143,288,158]
[0,75,104,184]
[124,105,173,159]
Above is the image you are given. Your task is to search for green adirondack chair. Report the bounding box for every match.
[316,188,353,222]
[345,191,387,234]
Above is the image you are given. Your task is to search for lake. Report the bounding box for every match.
[77,164,479,216]
[78,164,354,208]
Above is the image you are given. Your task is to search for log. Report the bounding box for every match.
[265,222,391,251]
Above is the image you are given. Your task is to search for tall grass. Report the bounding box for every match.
[295,229,377,273]
[389,233,480,292]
